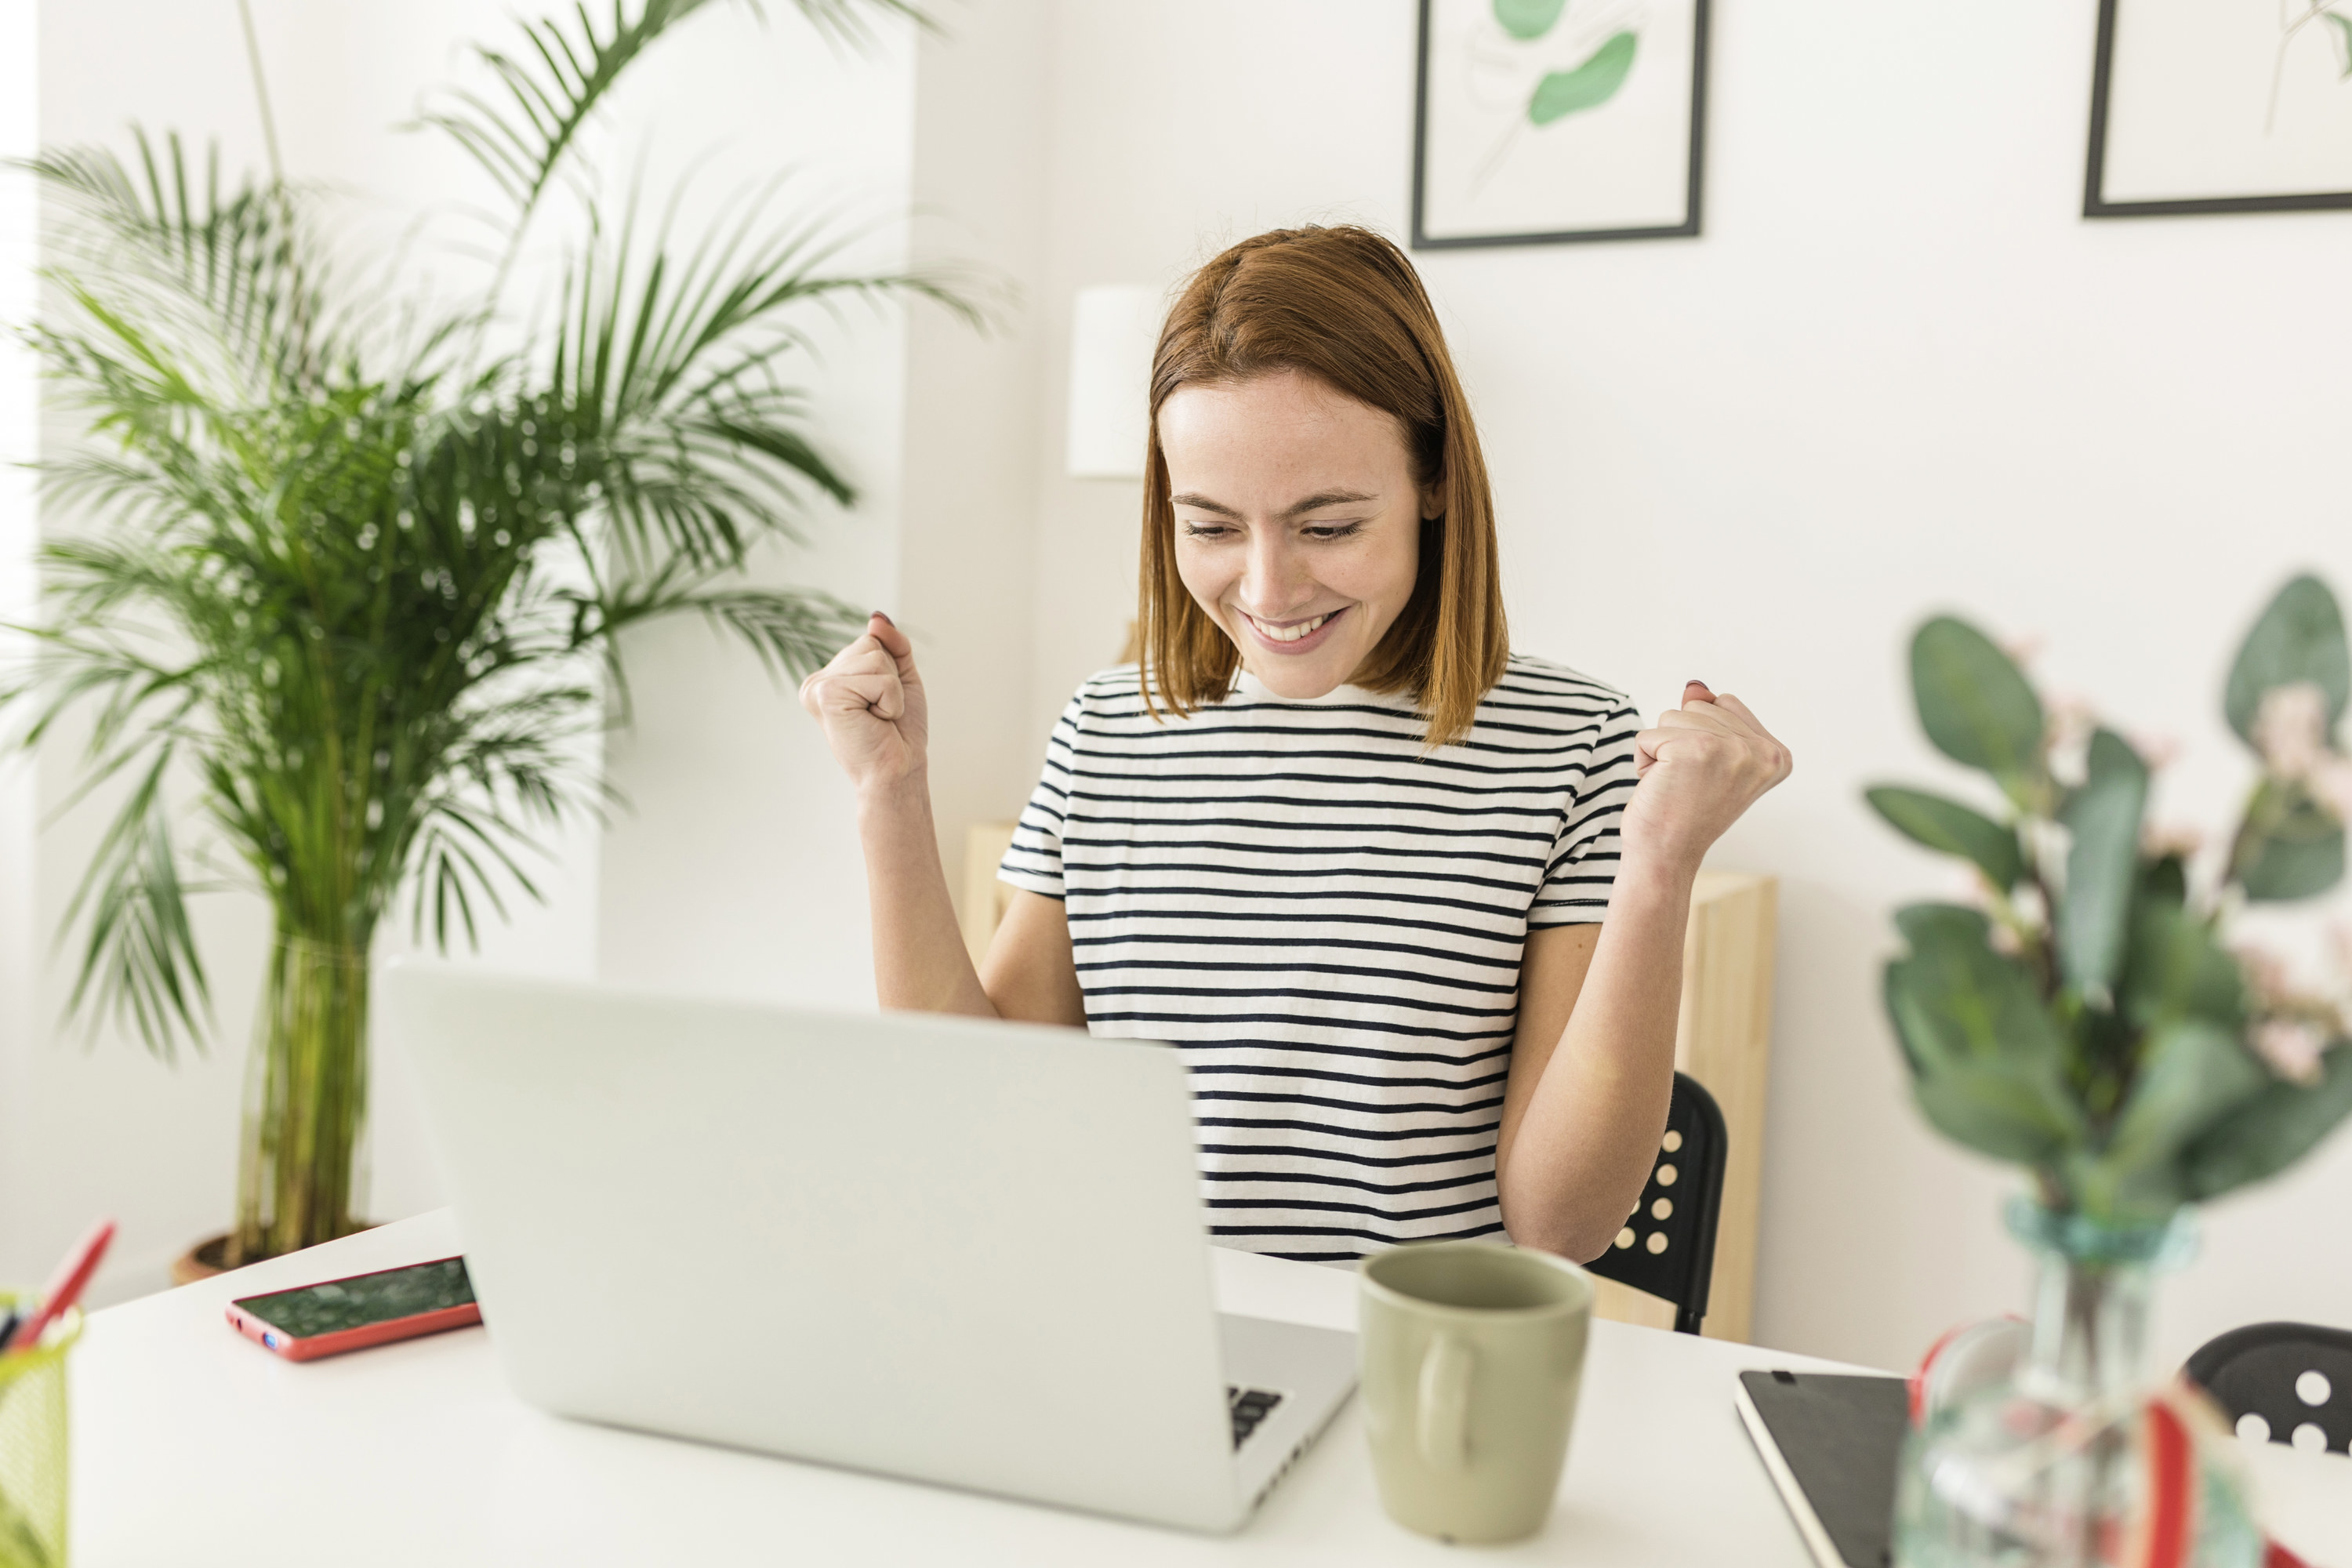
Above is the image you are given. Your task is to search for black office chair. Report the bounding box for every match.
[1583,1071,1727,1335]
[2184,1322,2352,1455]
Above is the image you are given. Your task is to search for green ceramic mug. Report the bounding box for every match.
[1358,1242,1595,1544]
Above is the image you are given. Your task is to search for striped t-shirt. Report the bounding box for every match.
[998,655,1641,1261]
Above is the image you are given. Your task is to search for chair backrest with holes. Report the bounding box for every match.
[2184,1321,2352,1455]
[1581,1072,1727,1334]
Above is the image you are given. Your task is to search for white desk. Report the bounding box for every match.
[69,1212,2352,1566]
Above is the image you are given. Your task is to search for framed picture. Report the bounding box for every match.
[1411,0,1710,249]
[2085,0,2352,216]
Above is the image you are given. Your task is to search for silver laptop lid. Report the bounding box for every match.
[383,961,1246,1530]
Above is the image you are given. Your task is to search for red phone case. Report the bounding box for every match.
[225,1256,483,1362]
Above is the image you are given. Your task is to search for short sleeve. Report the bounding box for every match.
[1528,701,1642,927]
[998,691,1084,900]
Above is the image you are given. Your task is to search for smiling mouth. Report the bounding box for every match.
[1242,608,1345,648]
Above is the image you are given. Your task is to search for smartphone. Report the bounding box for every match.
[227,1255,481,1362]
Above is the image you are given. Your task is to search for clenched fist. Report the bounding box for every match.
[1622,681,1791,877]
[799,612,928,793]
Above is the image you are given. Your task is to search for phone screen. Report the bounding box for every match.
[234,1257,475,1340]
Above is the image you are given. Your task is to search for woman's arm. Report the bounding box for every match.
[801,614,1087,1025]
[1495,682,1790,1261]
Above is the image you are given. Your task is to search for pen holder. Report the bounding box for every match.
[0,1294,82,1568]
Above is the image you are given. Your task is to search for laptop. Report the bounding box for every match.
[380,962,1358,1534]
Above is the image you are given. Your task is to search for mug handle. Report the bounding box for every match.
[1417,1330,1475,1470]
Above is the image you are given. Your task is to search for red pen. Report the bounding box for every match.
[5,1218,115,1356]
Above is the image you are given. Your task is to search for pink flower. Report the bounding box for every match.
[2312,757,2352,825]
[2251,1018,2329,1086]
[2002,633,2046,668]
[1987,923,2024,957]
[2252,683,2330,781]
[2328,922,2352,978]
[2129,732,2183,771]
[2141,821,2205,858]
[2044,694,2096,753]
[2237,945,2294,1008]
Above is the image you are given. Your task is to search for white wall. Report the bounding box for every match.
[595,0,1059,1001]
[1007,0,2352,1374]
[593,8,922,1009]
[0,0,43,1304]
[898,0,1053,891]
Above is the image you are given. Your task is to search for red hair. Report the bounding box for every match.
[1136,225,1508,748]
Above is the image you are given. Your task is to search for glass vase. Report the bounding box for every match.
[230,933,372,1264]
[1893,1200,2263,1568]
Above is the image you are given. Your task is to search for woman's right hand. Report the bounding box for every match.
[799,612,928,793]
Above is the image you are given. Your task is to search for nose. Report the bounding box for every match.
[1238,530,1317,620]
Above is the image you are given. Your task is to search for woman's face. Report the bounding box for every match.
[1158,368,1436,700]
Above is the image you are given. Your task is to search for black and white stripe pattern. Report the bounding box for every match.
[1000,655,1640,1262]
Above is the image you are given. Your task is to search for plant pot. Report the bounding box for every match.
[168,1234,236,1287]
[169,1220,383,1288]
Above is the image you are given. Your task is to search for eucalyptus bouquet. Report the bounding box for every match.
[1871,575,2352,1225]
[3,0,951,1262]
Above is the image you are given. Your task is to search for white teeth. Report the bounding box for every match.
[1250,612,1331,644]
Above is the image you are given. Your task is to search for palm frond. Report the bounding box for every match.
[57,746,212,1058]
[24,131,347,397]
[413,0,935,313]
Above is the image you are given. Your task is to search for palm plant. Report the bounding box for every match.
[4,0,960,1263]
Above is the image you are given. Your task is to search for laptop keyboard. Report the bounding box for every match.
[1228,1386,1285,1450]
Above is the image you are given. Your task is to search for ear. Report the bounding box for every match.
[1420,476,1446,522]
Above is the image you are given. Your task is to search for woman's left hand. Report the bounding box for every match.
[1620,681,1792,877]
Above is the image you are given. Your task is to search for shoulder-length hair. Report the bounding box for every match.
[1136,224,1508,750]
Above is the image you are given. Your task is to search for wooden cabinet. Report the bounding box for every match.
[1588,870,1777,1344]
[959,826,1777,1343]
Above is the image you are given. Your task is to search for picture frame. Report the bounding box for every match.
[2085,0,2352,218]
[1410,0,1711,250]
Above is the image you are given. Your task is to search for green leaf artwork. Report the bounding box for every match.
[2328,13,2352,78]
[1527,31,1637,125]
[1492,0,1566,42]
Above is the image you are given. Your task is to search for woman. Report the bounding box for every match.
[801,225,1789,1264]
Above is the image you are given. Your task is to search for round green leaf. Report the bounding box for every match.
[1527,31,1637,125]
[1865,784,2025,889]
[1908,616,2045,786]
[1493,0,1567,41]
[2230,776,2347,902]
[1913,1069,2081,1166]
[2057,729,2149,994]
[2239,826,2347,902]
[2121,899,2246,1035]
[2100,1019,2270,1180]
[2184,1042,2352,1200]
[2223,573,2348,748]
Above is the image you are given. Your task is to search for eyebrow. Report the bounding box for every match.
[1168,488,1380,521]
